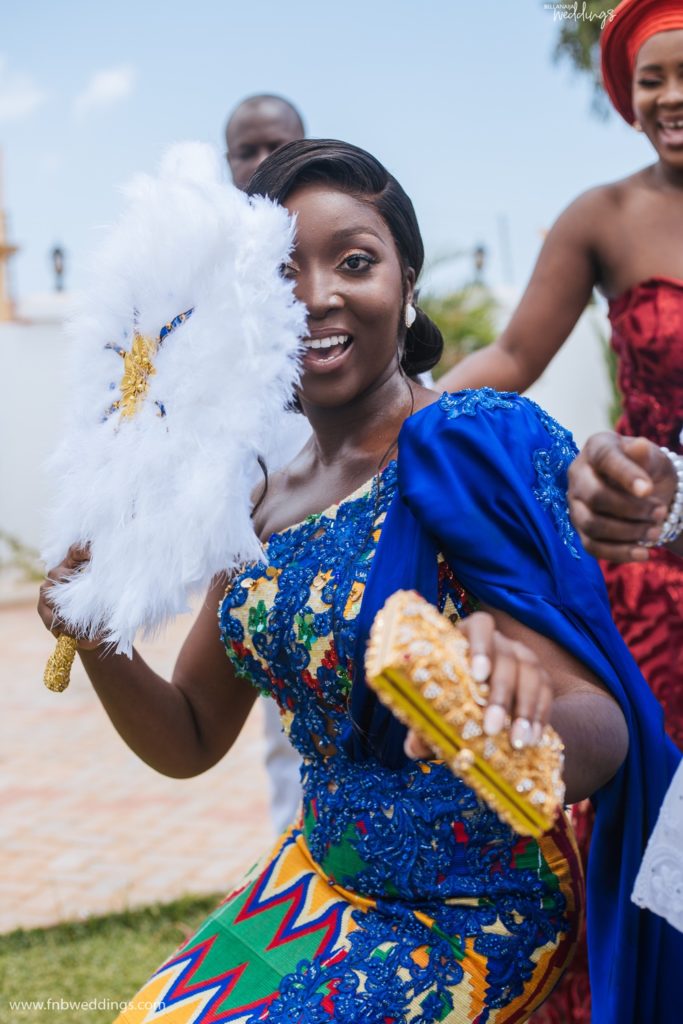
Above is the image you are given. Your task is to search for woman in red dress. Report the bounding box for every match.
[440,0,683,1018]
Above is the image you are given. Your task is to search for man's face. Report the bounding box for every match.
[226,102,304,190]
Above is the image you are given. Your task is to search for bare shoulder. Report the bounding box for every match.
[548,179,643,274]
[251,444,314,541]
[581,168,663,210]
[543,166,656,241]
[250,466,288,541]
[555,182,622,230]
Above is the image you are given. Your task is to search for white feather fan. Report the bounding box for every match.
[42,142,306,655]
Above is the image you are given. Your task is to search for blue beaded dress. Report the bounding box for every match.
[115,392,683,1024]
[115,396,586,1024]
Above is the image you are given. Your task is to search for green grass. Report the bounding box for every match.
[0,893,221,1023]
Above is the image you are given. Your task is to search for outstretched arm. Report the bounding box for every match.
[437,191,602,393]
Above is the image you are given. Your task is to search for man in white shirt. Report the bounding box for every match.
[224,94,307,835]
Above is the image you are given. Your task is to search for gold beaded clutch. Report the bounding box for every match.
[364,590,566,837]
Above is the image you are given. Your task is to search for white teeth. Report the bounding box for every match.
[303,334,350,349]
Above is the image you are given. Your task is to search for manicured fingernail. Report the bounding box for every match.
[472,654,491,683]
[645,526,661,543]
[510,717,533,750]
[531,721,543,746]
[484,704,506,736]
[632,479,649,496]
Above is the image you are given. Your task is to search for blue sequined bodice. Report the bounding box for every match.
[219,465,403,763]
[218,460,570,957]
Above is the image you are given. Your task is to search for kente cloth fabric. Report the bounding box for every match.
[524,802,593,1024]
[342,393,682,1024]
[115,454,582,1024]
[115,819,580,1024]
[600,0,683,124]
[533,278,683,1023]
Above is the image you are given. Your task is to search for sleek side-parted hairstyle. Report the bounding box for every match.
[247,139,443,376]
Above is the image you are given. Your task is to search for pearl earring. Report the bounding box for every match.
[405,303,416,329]
[633,120,644,132]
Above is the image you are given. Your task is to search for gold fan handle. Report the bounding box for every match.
[44,635,78,692]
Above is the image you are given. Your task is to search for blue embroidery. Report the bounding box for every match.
[525,398,581,559]
[102,308,194,422]
[439,387,518,419]
[254,914,466,1024]
[218,465,571,1022]
[158,307,193,342]
[439,389,580,558]
[219,465,399,759]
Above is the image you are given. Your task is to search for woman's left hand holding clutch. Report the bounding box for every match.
[404,610,553,760]
[402,604,629,808]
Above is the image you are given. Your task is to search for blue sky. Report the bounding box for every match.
[2,0,652,298]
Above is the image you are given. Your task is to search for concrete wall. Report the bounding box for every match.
[1,305,70,554]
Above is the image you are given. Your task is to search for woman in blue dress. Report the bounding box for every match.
[38,140,679,1023]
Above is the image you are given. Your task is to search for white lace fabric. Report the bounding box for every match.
[632,760,683,934]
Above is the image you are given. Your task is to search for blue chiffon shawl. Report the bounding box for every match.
[343,390,682,1024]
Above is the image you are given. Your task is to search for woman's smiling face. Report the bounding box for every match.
[282,182,414,409]
[633,29,683,167]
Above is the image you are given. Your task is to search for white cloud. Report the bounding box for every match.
[73,66,136,117]
[0,56,47,122]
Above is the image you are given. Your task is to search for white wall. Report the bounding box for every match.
[524,303,612,448]
[480,285,611,447]
[1,297,70,552]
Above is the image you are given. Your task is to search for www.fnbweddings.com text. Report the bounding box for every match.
[6,997,157,1014]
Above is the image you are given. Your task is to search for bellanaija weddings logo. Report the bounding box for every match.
[544,2,615,26]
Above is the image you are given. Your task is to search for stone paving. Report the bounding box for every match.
[1,593,273,933]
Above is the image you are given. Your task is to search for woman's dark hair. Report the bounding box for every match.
[247,139,443,376]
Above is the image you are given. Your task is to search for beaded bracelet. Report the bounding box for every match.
[651,447,683,547]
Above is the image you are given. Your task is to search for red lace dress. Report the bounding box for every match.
[603,277,683,751]
[534,278,683,1024]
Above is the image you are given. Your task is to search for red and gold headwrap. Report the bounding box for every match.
[601,0,683,123]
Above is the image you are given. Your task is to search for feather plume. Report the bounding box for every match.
[42,141,306,654]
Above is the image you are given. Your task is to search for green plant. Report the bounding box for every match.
[421,286,498,377]
[0,893,222,1023]
[546,0,616,115]
[597,320,623,427]
[0,530,43,582]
